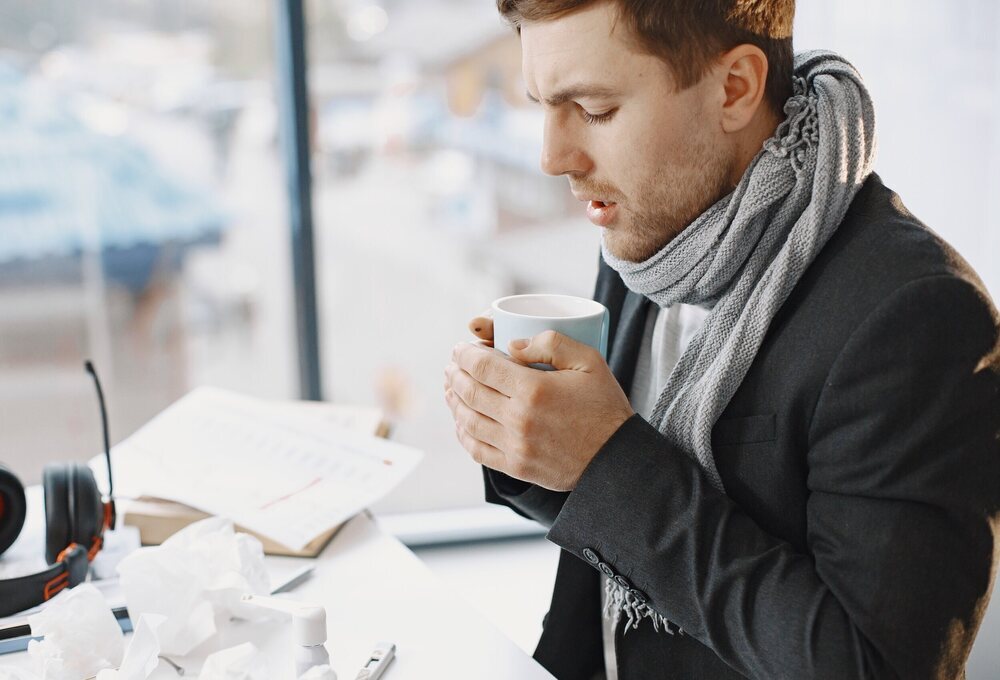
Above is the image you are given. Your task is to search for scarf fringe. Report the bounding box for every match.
[603,578,682,636]
[764,75,819,173]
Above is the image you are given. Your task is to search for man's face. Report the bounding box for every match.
[521,1,736,262]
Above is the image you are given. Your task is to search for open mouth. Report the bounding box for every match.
[586,200,618,227]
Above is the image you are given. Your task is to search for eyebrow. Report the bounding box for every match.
[525,85,620,106]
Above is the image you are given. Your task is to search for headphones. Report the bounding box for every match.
[0,361,117,617]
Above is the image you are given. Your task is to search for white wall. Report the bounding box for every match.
[795,0,1000,300]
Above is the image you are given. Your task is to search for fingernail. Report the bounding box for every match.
[509,338,529,350]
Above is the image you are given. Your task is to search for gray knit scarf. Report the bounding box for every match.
[600,50,877,633]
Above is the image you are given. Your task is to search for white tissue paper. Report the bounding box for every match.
[116,516,270,656]
[0,668,42,680]
[298,664,338,680]
[197,642,270,680]
[94,613,166,680]
[25,583,124,680]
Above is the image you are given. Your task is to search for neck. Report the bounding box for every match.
[727,105,783,187]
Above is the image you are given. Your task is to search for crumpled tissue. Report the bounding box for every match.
[198,642,269,680]
[116,516,270,656]
[25,583,124,680]
[94,614,166,680]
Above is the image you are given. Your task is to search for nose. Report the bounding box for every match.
[540,112,593,177]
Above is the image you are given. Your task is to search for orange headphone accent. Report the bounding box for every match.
[86,502,115,561]
[43,542,83,600]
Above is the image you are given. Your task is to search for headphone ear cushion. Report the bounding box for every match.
[0,463,27,557]
[43,463,71,565]
[69,463,102,548]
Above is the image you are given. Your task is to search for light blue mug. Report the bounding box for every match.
[492,294,610,369]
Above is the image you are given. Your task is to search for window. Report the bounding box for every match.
[0,2,297,483]
[305,0,601,513]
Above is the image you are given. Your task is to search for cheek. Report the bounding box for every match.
[604,110,695,196]
[592,127,647,197]
[638,89,713,161]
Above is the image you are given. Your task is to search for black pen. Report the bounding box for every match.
[0,606,133,655]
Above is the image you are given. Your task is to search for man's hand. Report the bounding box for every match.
[443,326,634,492]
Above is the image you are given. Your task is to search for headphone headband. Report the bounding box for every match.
[0,543,89,617]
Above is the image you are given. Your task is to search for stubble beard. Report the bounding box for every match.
[604,141,736,264]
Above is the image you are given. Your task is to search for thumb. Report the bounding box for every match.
[508,330,597,371]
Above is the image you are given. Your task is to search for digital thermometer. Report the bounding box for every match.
[354,642,395,680]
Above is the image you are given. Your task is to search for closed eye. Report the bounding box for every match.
[581,108,616,126]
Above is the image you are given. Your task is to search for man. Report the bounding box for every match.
[442,1,1000,678]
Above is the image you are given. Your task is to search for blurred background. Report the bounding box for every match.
[0,0,997,672]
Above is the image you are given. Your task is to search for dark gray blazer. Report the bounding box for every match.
[484,174,1000,680]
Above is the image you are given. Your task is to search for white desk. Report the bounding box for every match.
[0,487,555,679]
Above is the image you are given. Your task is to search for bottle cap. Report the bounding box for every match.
[293,605,327,647]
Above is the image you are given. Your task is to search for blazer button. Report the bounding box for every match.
[582,548,601,565]
[598,562,615,578]
[614,575,632,589]
[629,588,649,605]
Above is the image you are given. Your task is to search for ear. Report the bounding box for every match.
[718,44,770,134]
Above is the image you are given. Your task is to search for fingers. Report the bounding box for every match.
[468,312,494,344]
[444,387,507,451]
[444,360,511,424]
[454,420,507,471]
[480,344,530,367]
[452,342,522,397]
[508,330,599,371]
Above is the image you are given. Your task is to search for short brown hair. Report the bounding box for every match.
[497,0,795,115]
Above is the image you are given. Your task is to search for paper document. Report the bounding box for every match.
[111,387,422,551]
[269,399,386,436]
